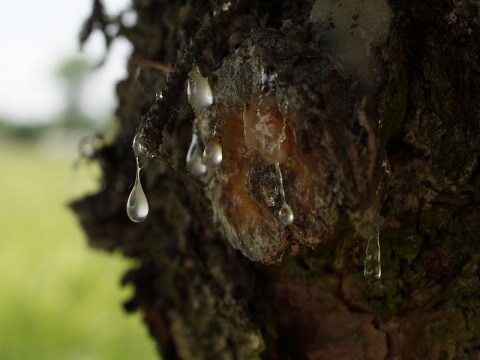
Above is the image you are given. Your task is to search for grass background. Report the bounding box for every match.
[0,139,158,360]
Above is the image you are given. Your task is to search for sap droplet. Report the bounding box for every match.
[279,202,294,225]
[126,161,149,222]
[275,162,294,225]
[127,136,149,222]
[364,226,382,283]
[186,132,207,176]
[187,66,213,109]
[133,134,145,157]
[203,140,222,167]
[156,91,163,100]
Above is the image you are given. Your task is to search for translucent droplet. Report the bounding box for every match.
[275,162,294,225]
[133,134,145,157]
[127,135,149,222]
[156,91,163,100]
[126,164,149,222]
[279,202,294,225]
[186,132,207,176]
[364,226,381,283]
[187,66,213,109]
[203,140,222,167]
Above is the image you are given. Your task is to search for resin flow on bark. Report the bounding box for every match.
[134,18,391,268]
[190,27,388,264]
[75,1,480,356]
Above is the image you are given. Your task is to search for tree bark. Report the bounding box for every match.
[72,0,480,359]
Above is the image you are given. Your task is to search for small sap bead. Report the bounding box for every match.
[274,162,294,225]
[156,91,163,100]
[203,140,223,168]
[132,134,145,157]
[186,133,207,176]
[187,66,214,109]
[279,202,294,225]
[127,136,149,222]
[126,167,149,222]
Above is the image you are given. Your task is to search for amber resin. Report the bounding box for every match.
[243,91,295,164]
[193,27,384,264]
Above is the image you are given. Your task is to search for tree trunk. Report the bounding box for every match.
[72,0,480,358]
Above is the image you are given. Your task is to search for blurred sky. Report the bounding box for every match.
[0,0,133,124]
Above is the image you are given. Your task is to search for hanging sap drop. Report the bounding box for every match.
[127,135,149,222]
[187,66,213,109]
[126,164,149,222]
[186,133,207,176]
[364,226,382,283]
[274,162,294,225]
[133,134,145,157]
[279,202,294,225]
[203,140,222,167]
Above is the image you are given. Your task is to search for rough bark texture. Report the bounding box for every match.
[72,0,480,359]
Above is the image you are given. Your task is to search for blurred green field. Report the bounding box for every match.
[0,139,158,360]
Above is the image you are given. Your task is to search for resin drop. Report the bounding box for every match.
[275,163,294,225]
[156,91,163,100]
[127,135,149,222]
[279,203,294,225]
[133,134,144,157]
[127,166,149,222]
[186,131,207,176]
[203,140,223,168]
[364,226,382,283]
[187,66,213,109]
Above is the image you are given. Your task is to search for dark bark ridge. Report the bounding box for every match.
[71,0,480,358]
